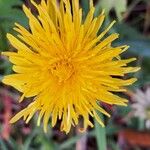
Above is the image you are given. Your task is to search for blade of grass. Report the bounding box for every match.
[108,139,120,150]
[0,139,8,150]
[94,113,107,150]
[24,128,38,150]
[138,118,145,131]
[7,137,18,150]
[59,130,95,150]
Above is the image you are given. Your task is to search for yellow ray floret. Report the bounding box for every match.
[2,0,140,133]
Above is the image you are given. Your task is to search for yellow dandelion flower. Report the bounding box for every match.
[2,0,139,133]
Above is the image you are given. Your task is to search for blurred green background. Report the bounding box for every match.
[1,0,150,150]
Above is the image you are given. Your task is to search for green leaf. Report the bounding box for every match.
[0,0,27,51]
[114,23,144,39]
[7,137,20,150]
[59,131,94,150]
[0,0,27,26]
[94,114,107,150]
[114,23,150,57]
[108,139,120,150]
[81,0,89,19]
[0,139,8,150]
[59,135,82,150]
[40,139,55,150]
[24,128,38,150]
[97,0,127,20]
[0,25,8,50]
[114,0,127,21]
[98,0,113,13]
[116,39,150,57]
[106,124,121,136]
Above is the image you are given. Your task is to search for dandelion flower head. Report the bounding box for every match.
[2,0,139,133]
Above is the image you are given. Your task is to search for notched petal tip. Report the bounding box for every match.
[130,57,137,62]
[43,127,48,133]
[43,122,48,133]
[9,110,26,124]
[6,33,12,39]
[9,118,15,124]
[89,0,93,8]
[78,128,87,133]
[2,76,9,84]
[112,20,116,25]
[19,94,25,103]
[131,67,141,73]
[136,67,141,71]
[30,0,39,8]
[118,100,128,106]
[101,9,105,15]
[0,52,4,56]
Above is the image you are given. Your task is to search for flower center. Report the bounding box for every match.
[51,59,75,83]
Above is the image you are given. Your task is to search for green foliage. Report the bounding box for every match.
[0,0,27,51]
[0,139,7,150]
[94,113,107,150]
[96,0,127,20]
[81,0,89,18]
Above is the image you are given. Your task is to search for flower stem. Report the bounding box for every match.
[138,118,145,131]
[94,113,107,150]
